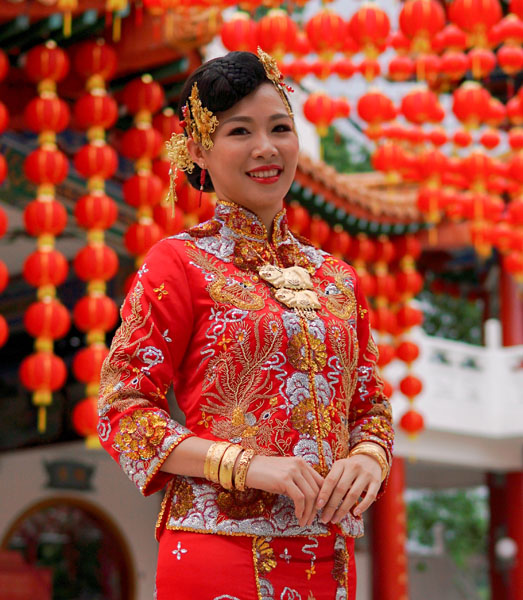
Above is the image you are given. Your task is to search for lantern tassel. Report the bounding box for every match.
[38,406,47,433]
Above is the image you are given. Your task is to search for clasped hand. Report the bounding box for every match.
[245,454,382,528]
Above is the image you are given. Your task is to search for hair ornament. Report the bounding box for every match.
[186,82,219,150]
[165,132,195,214]
[257,47,294,120]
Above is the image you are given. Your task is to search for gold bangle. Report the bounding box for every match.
[234,449,255,491]
[349,445,389,481]
[205,441,231,484]
[219,444,243,490]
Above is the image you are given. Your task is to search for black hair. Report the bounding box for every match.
[177,51,291,192]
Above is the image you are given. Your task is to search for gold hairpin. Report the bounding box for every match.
[165,132,195,213]
[257,47,294,120]
[187,82,219,150]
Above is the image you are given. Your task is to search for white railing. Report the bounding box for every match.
[385,320,523,438]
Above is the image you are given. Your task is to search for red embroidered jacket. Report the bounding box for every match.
[98,202,394,539]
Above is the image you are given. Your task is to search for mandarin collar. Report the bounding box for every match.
[215,200,291,247]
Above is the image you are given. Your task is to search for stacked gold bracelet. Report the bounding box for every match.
[349,443,389,482]
[203,442,256,491]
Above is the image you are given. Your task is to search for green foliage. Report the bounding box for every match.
[320,126,372,174]
[418,288,484,345]
[407,488,488,569]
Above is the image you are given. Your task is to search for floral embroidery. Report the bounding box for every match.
[153,283,168,300]
[172,541,188,560]
[113,410,167,460]
[255,538,277,574]
[287,332,327,373]
[216,488,277,520]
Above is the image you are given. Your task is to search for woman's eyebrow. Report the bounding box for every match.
[221,113,290,126]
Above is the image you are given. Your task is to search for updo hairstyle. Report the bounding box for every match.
[177,51,291,193]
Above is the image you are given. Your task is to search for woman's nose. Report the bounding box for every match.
[252,133,277,159]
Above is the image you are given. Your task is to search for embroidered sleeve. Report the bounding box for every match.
[98,240,196,496]
[348,272,394,492]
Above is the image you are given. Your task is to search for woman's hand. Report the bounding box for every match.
[316,455,382,524]
[245,455,324,527]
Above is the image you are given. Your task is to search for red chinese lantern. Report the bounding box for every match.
[449,0,502,47]
[348,3,390,58]
[415,53,441,84]
[399,0,446,53]
[331,59,355,79]
[74,143,118,180]
[497,45,523,76]
[377,343,396,368]
[388,55,415,82]
[72,345,109,384]
[73,295,118,333]
[396,340,420,364]
[74,40,118,83]
[153,107,183,141]
[154,203,185,236]
[492,14,523,46]
[124,221,163,257]
[24,300,71,340]
[303,92,337,136]
[123,172,164,209]
[452,82,491,129]
[24,148,68,185]
[286,201,311,235]
[71,397,99,446]
[432,24,468,52]
[0,315,7,348]
[400,88,440,125]
[122,75,164,116]
[120,127,163,161]
[357,91,396,135]
[24,97,70,133]
[357,58,381,81]
[440,51,470,81]
[25,42,69,87]
[468,48,496,79]
[258,9,298,60]
[309,216,330,248]
[305,9,346,59]
[75,192,118,230]
[74,93,118,130]
[396,304,423,330]
[24,199,67,237]
[19,351,67,431]
[0,260,8,294]
[74,245,119,282]
[292,31,313,57]
[23,249,68,288]
[372,141,406,183]
[399,373,423,398]
[324,225,351,258]
[400,409,425,435]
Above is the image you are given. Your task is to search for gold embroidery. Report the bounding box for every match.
[306,563,316,580]
[288,332,327,373]
[153,283,168,300]
[332,542,349,586]
[359,305,368,320]
[187,247,265,311]
[255,538,277,574]
[170,478,195,520]
[321,266,358,321]
[216,488,276,520]
[99,281,155,414]
[113,409,167,460]
[197,411,212,428]
[200,316,283,452]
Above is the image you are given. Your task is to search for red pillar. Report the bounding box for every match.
[507,473,523,600]
[499,268,523,346]
[488,472,523,600]
[371,457,409,600]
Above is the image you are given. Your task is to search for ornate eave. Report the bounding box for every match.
[296,153,421,223]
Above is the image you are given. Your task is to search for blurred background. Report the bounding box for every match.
[0,0,522,599]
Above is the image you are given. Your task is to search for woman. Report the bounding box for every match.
[98,50,393,600]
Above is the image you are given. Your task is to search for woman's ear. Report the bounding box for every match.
[186,138,205,170]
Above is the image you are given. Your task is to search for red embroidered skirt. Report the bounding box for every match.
[155,529,356,600]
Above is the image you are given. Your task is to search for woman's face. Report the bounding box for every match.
[188,82,299,227]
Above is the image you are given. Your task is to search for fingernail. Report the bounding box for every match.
[317,499,325,508]
[354,509,361,516]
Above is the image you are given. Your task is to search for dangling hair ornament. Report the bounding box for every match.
[165,82,219,215]
[257,47,295,120]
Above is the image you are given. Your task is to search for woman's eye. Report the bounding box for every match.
[273,124,292,132]
[229,127,249,135]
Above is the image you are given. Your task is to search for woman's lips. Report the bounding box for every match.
[247,167,283,184]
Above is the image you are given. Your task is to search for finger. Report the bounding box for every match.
[285,481,305,521]
[331,477,368,524]
[353,480,380,516]
[300,469,322,526]
[316,463,343,510]
[321,469,358,524]
[295,477,317,528]
[307,465,325,488]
